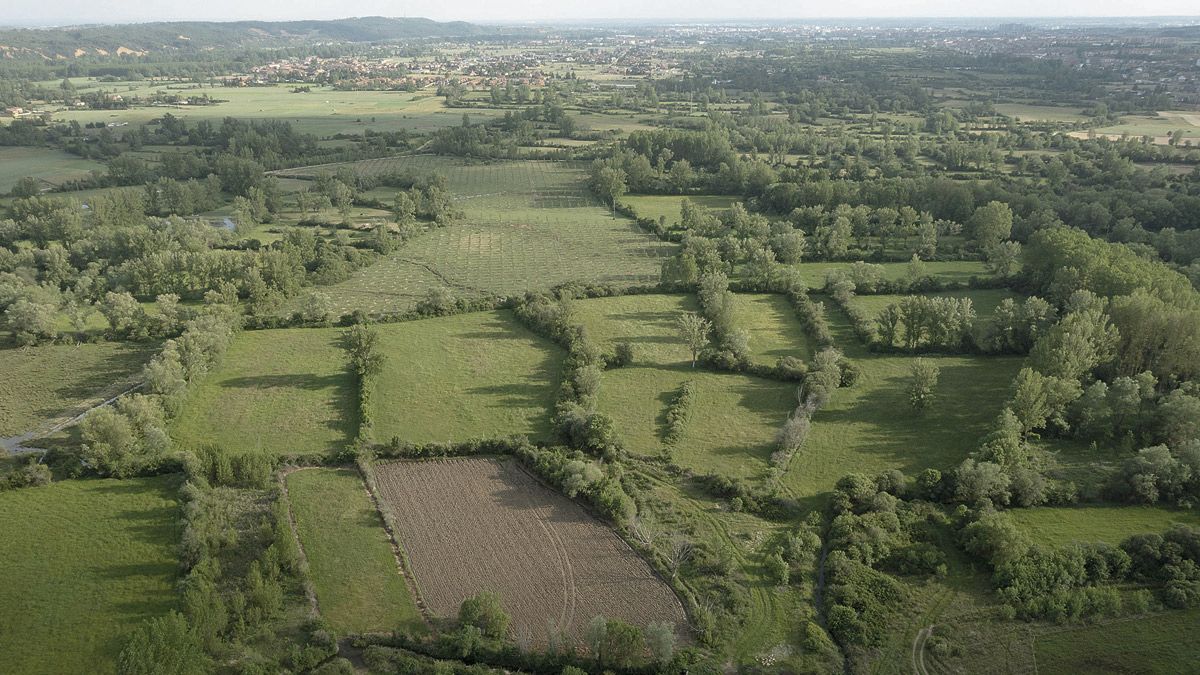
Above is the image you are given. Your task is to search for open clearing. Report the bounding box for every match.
[285,468,425,635]
[0,341,156,438]
[374,457,687,645]
[1033,609,1200,673]
[0,476,180,675]
[600,367,795,479]
[372,310,561,444]
[1009,505,1200,547]
[171,327,354,456]
[288,158,674,315]
[0,146,106,193]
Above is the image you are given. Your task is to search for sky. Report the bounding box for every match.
[3,0,1200,26]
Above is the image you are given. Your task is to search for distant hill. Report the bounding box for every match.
[0,17,488,59]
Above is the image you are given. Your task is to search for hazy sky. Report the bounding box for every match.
[4,0,1200,25]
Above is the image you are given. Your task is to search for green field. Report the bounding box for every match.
[372,310,562,444]
[993,103,1090,124]
[600,367,795,479]
[171,327,354,456]
[731,293,813,365]
[0,146,106,193]
[1010,505,1200,547]
[285,468,424,635]
[0,342,156,439]
[33,80,501,136]
[846,288,1020,322]
[288,159,675,315]
[1034,609,1200,674]
[574,293,699,367]
[620,194,739,226]
[0,476,180,675]
[791,260,991,289]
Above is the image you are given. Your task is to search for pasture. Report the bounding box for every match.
[36,80,501,136]
[1009,505,1200,547]
[0,476,180,675]
[620,194,739,226]
[731,293,813,365]
[0,146,106,193]
[573,293,700,367]
[845,288,1020,323]
[1033,609,1200,673]
[171,327,354,456]
[790,260,991,289]
[600,367,795,480]
[993,103,1090,124]
[285,468,425,635]
[374,457,688,645]
[289,159,674,315]
[0,341,156,439]
[371,311,561,444]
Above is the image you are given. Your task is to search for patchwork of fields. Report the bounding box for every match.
[373,457,688,645]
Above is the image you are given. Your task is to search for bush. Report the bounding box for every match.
[459,591,510,639]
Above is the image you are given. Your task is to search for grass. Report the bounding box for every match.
[0,146,106,193]
[286,159,674,315]
[573,293,699,367]
[285,468,424,635]
[1009,505,1200,547]
[1033,608,1200,674]
[993,103,1090,123]
[171,327,354,456]
[789,260,990,288]
[34,81,501,136]
[372,310,562,444]
[0,341,157,438]
[731,293,813,365]
[600,367,795,480]
[0,476,180,675]
[620,194,739,226]
[845,288,1020,322]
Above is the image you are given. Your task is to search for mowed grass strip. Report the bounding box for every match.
[0,476,180,675]
[731,293,813,365]
[0,341,157,437]
[285,468,424,635]
[372,311,562,444]
[600,367,796,480]
[1033,608,1200,674]
[374,457,688,645]
[573,293,699,367]
[788,260,990,288]
[172,328,354,456]
[1009,505,1200,547]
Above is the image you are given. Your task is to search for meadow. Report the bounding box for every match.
[573,293,700,367]
[620,194,739,226]
[290,159,674,315]
[1009,505,1200,546]
[731,293,813,365]
[0,476,180,675]
[373,457,688,645]
[171,327,354,456]
[371,310,562,444]
[0,146,106,193]
[285,467,425,635]
[1033,609,1200,673]
[789,259,991,289]
[845,287,1020,323]
[0,341,157,439]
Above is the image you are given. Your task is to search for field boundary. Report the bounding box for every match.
[278,467,322,618]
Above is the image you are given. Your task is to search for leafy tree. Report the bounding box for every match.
[117,611,207,675]
[644,621,675,664]
[676,312,711,367]
[5,297,58,345]
[967,201,1013,250]
[458,591,510,638]
[907,359,940,411]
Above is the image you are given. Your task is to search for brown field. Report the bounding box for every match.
[374,457,688,646]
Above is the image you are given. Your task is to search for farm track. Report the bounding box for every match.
[1,380,142,454]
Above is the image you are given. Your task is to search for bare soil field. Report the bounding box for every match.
[374,457,687,646]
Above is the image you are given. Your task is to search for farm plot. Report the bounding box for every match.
[0,146,106,193]
[280,159,674,315]
[371,311,562,444]
[573,293,700,367]
[374,457,688,645]
[285,468,424,635]
[171,327,354,457]
[789,260,990,289]
[599,367,796,480]
[1033,609,1200,673]
[1009,505,1200,547]
[731,293,813,365]
[0,341,156,440]
[620,194,739,226]
[0,476,180,675]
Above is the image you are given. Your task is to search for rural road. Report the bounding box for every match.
[912,625,933,675]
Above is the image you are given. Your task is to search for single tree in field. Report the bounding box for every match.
[344,324,385,379]
[458,591,510,638]
[908,359,941,411]
[590,166,627,215]
[676,312,711,367]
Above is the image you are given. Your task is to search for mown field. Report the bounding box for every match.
[374,457,688,645]
[171,327,354,456]
[286,159,675,315]
[0,146,106,193]
[732,293,813,365]
[0,476,180,675]
[371,311,562,444]
[620,194,739,226]
[285,467,425,635]
[573,293,700,367]
[33,80,501,136]
[0,341,156,439]
[790,259,991,288]
[1009,505,1200,546]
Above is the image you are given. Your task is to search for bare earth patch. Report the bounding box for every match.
[374,457,688,646]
